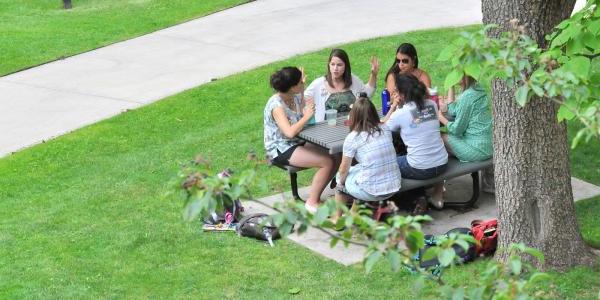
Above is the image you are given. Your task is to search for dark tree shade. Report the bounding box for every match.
[63,0,72,9]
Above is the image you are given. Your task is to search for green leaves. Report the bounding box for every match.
[464,62,482,79]
[515,85,530,106]
[364,250,382,273]
[437,43,458,62]
[437,248,456,267]
[174,154,265,223]
[386,250,401,272]
[313,205,329,225]
[435,2,600,145]
[405,230,425,253]
[564,56,591,77]
[445,69,463,91]
[509,256,522,275]
[557,105,576,122]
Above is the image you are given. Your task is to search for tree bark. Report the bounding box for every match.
[481,0,596,270]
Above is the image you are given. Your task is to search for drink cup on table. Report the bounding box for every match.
[325,109,337,126]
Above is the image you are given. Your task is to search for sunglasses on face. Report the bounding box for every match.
[397,58,411,64]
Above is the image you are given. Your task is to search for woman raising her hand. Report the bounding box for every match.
[305,48,379,122]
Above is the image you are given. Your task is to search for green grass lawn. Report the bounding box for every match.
[0,0,248,76]
[1,25,599,298]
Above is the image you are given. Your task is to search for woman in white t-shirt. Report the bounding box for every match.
[335,95,401,213]
[304,48,379,122]
[384,74,448,215]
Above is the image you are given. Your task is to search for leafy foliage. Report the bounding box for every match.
[440,243,550,300]
[168,153,267,222]
[173,156,553,299]
[437,0,600,148]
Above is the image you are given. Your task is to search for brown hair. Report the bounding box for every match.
[349,94,382,136]
[460,75,476,91]
[325,49,352,89]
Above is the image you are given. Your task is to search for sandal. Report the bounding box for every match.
[411,196,429,216]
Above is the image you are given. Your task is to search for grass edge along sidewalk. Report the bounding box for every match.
[0,25,598,298]
[0,0,250,76]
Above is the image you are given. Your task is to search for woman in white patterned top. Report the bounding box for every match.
[304,48,379,122]
[264,67,334,213]
[335,95,401,211]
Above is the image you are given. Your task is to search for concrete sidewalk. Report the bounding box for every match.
[246,175,600,266]
[1,0,485,157]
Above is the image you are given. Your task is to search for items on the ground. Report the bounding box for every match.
[237,213,282,247]
[410,219,498,275]
[202,223,237,232]
[471,218,498,256]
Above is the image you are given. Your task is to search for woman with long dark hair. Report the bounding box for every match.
[384,74,447,214]
[305,48,379,122]
[335,94,401,207]
[264,66,335,213]
[385,43,432,106]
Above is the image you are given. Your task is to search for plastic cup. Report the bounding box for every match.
[325,109,337,126]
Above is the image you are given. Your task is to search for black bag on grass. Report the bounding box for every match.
[417,227,477,269]
[236,213,281,245]
[408,227,477,276]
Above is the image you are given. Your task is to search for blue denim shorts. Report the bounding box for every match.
[397,155,447,180]
[336,166,394,202]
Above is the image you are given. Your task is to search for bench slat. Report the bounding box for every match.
[399,158,492,192]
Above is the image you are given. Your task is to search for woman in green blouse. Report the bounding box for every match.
[437,75,493,162]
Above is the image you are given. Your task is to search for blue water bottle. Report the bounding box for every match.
[381,89,390,115]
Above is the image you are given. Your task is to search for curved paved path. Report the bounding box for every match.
[0,0,482,157]
[0,0,586,157]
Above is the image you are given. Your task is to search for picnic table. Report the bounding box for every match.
[297,117,493,208]
[297,116,350,154]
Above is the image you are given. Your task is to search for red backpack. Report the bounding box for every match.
[471,219,498,256]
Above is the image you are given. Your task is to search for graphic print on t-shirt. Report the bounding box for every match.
[409,104,436,128]
[325,90,356,114]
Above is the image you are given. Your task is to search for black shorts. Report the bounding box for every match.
[272,144,300,166]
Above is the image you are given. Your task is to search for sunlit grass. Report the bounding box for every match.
[0,24,598,298]
[0,0,248,76]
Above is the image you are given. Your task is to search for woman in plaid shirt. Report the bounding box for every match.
[335,95,401,207]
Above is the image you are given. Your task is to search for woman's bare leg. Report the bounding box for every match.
[288,145,334,207]
[304,143,341,180]
[431,134,453,209]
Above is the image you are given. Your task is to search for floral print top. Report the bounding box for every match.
[263,93,303,159]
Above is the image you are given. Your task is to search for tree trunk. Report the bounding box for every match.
[63,0,72,9]
[481,0,596,270]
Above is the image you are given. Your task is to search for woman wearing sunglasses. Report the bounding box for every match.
[304,48,379,122]
[385,43,432,103]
